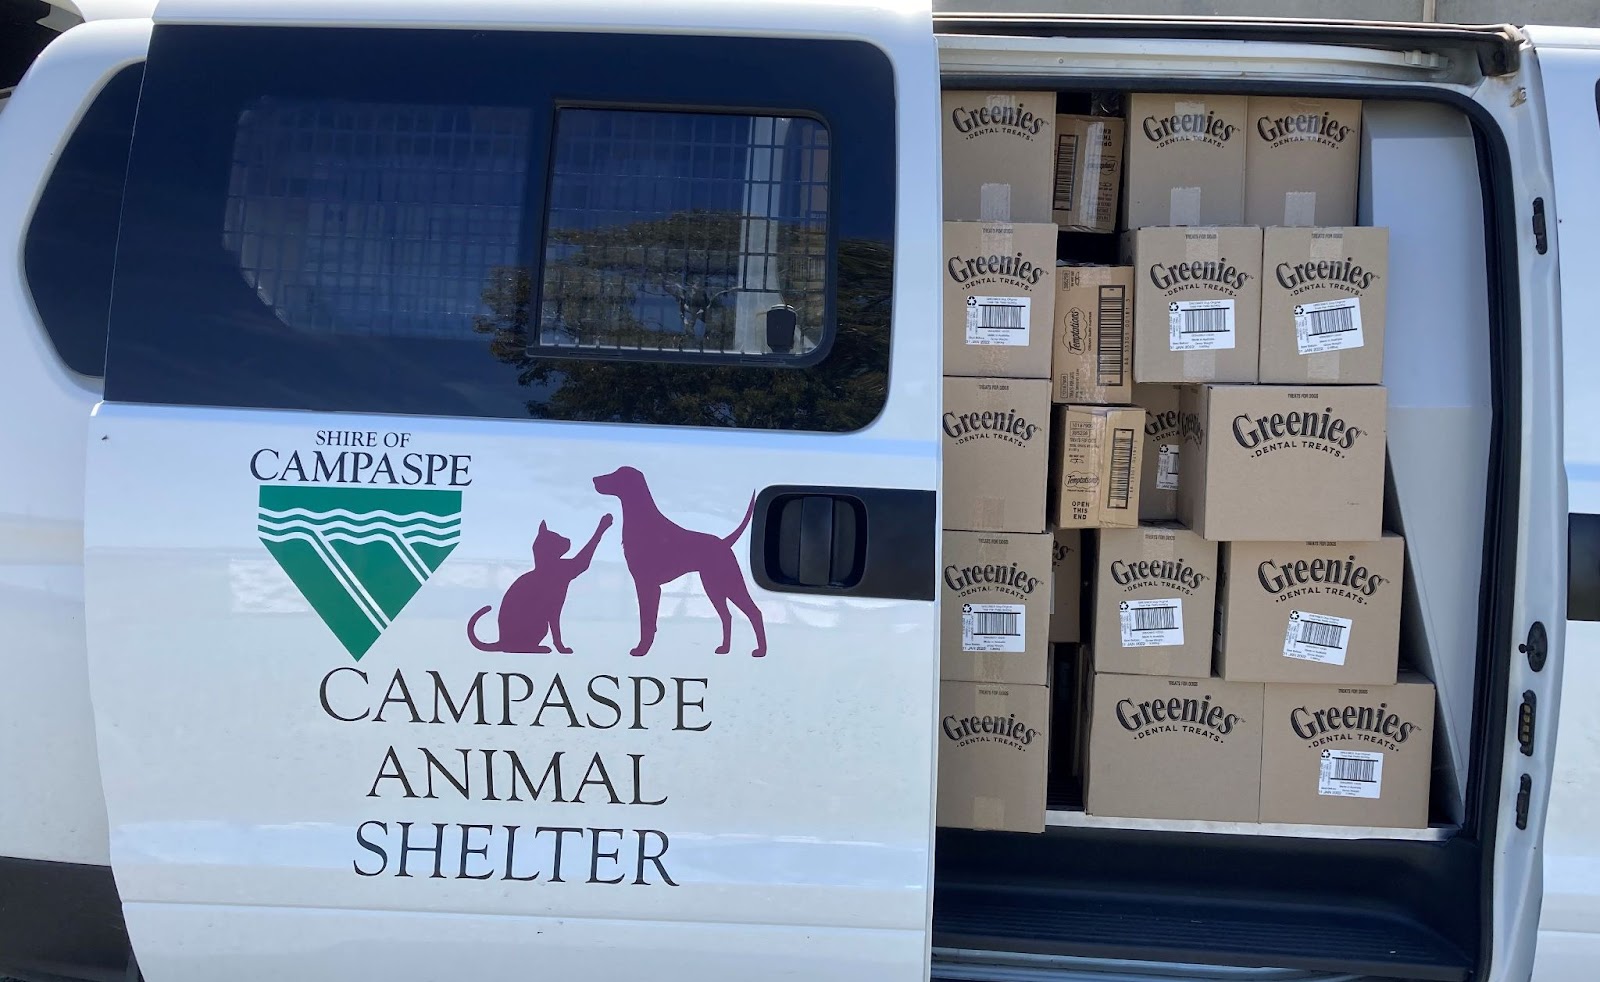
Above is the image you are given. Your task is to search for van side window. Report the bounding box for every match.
[524,109,830,361]
[103,27,894,430]
[22,63,144,378]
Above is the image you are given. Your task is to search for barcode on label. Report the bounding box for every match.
[1156,444,1180,491]
[977,303,1025,329]
[1128,605,1177,631]
[1293,619,1347,648]
[1282,610,1353,666]
[1054,132,1079,210]
[1178,307,1230,334]
[1304,305,1358,337]
[971,611,1020,636]
[1118,597,1185,648]
[1318,749,1383,799]
[1096,285,1127,386]
[1326,755,1378,783]
[1106,428,1135,510]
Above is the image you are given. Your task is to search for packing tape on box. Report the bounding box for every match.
[1169,187,1202,226]
[1283,191,1318,227]
[980,183,1014,221]
[1306,231,1345,381]
[1149,528,1176,560]
[974,497,1007,529]
[1080,121,1108,222]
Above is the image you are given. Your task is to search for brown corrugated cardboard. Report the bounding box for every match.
[1218,537,1404,685]
[1179,384,1387,541]
[1123,93,1248,228]
[1053,114,1124,233]
[1050,405,1146,529]
[941,530,1053,684]
[1050,528,1083,643]
[938,679,1051,833]
[944,222,1058,379]
[1134,383,1184,521]
[1245,97,1362,228]
[1090,523,1218,678]
[1052,265,1133,404]
[1260,227,1389,385]
[1259,674,1435,828]
[943,377,1052,533]
[943,91,1057,223]
[1131,227,1263,384]
[1086,672,1264,822]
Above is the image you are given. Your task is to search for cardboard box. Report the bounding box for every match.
[941,529,1053,684]
[1090,523,1218,678]
[944,222,1058,379]
[1260,227,1389,385]
[1179,384,1387,541]
[1052,265,1133,404]
[1217,536,1404,685]
[1053,114,1124,233]
[943,90,1057,223]
[1259,674,1435,828]
[1050,404,1146,529]
[938,679,1051,833]
[1134,383,1184,521]
[943,377,1052,533]
[1050,528,1083,643]
[1086,672,1264,821]
[1131,226,1262,384]
[1245,97,1362,228]
[1123,93,1248,228]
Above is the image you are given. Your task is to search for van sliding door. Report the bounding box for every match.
[82,7,941,981]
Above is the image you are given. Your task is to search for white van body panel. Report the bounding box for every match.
[1529,27,1600,981]
[0,17,149,868]
[81,2,944,980]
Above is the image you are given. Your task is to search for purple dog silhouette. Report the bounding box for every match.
[467,515,612,653]
[592,466,766,658]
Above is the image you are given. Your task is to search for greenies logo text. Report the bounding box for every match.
[252,429,470,660]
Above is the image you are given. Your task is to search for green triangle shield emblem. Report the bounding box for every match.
[257,485,462,660]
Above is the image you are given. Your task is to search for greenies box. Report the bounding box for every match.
[1049,405,1145,529]
[1050,528,1083,644]
[943,221,1058,379]
[1122,93,1248,228]
[1133,383,1184,521]
[940,529,1053,685]
[943,377,1052,534]
[1129,226,1263,384]
[942,90,1057,223]
[1259,227,1389,385]
[1244,97,1362,228]
[1089,523,1218,678]
[1177,384,1387,542]
[1053,114,1124,233]
[1259,674,1435,828]
[1217,536,1404,686]
[938,679,1052,833]
[1086,672,1264,822]
[1052,264,1133,404]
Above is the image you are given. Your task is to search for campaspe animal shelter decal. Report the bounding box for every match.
[257,437,765,884]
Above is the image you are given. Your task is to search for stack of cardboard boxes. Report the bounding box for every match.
[938,88,1437,835]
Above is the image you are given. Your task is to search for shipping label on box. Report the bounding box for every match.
[1086,673,1263,822]
[1260,227,1388,385]
[941,530,1053,684]
[1259,675,1434,828]
[1123,93,1248,228]
[1090,523,1218,678]
[938,680,1051,833]
[1134,383,1184,521]
[1132,226,1263,384]
[943,91,1057,223]
[1053,114,1124,233]
[943,377,1052,533]
[1053,265,1133,403]
[944,222,1058,378]
[1050,529,1083,643]
[1050,405,1146,529]
[1217,536,1404,685]
[1179,384,1386,541]
[1245,97,1362,228]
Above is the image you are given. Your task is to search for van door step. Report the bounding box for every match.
[933,883,1472,981]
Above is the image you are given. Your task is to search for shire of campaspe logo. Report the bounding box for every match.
[593,466,766,659]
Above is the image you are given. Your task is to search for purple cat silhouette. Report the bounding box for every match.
[467,514,612,653]
[592,466,766,658]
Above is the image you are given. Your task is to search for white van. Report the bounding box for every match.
[1,1,1596,980]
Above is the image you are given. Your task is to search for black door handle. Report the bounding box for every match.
[751,485,935,601]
